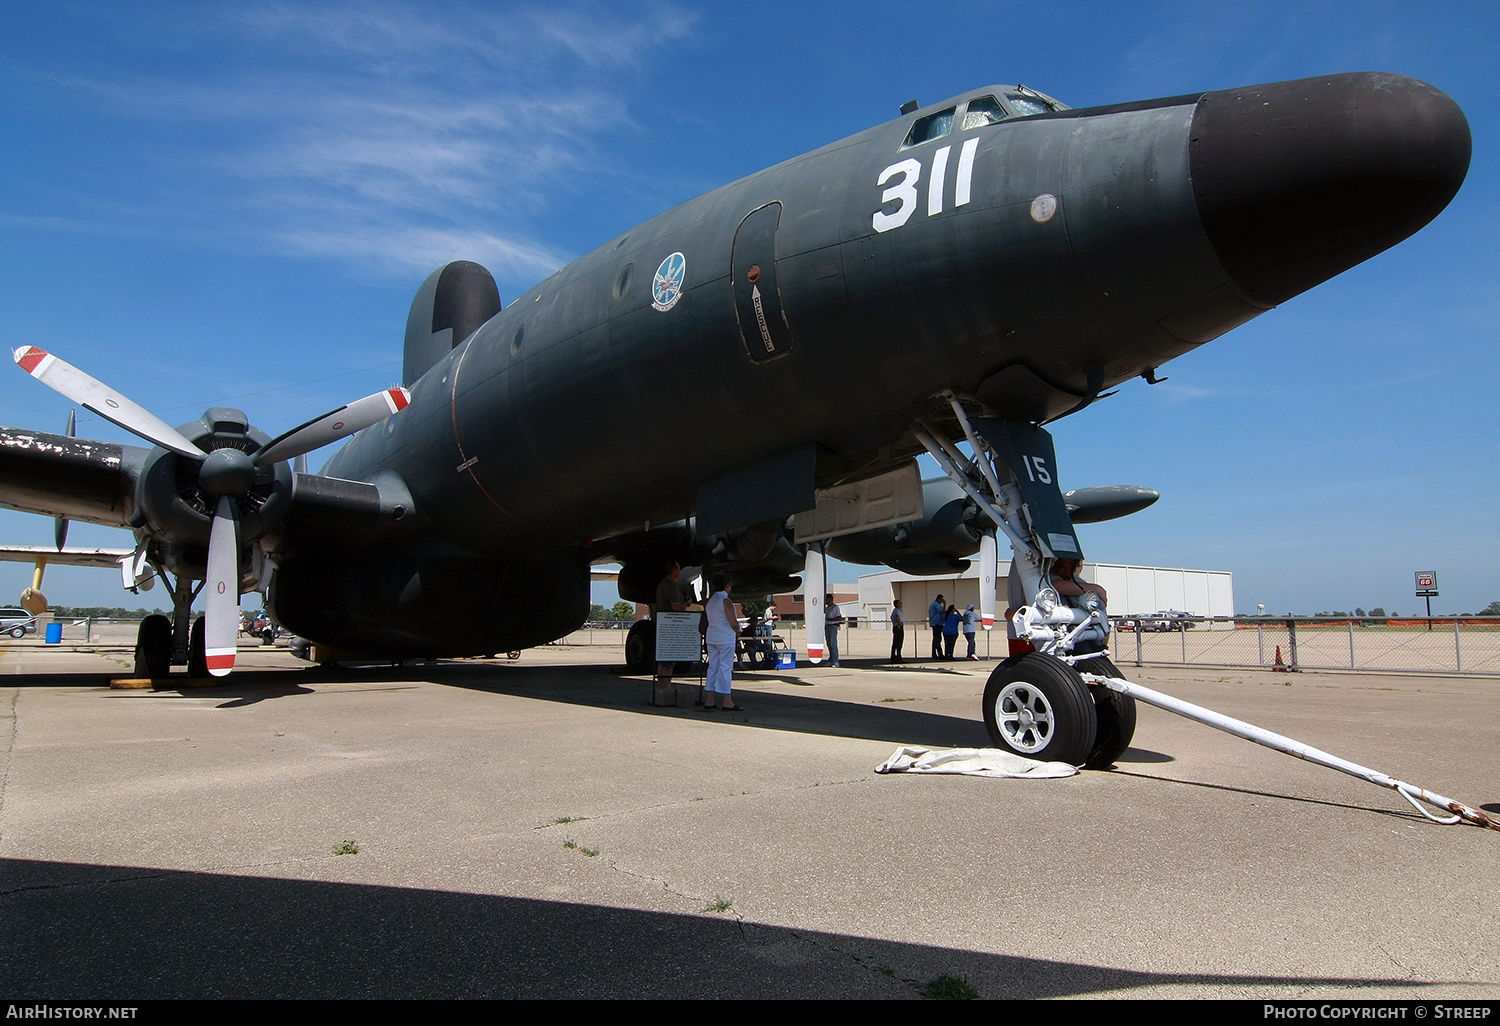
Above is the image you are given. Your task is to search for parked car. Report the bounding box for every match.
[240,610,282,644]
[1150,610,1197,631]
[0,607,38,638]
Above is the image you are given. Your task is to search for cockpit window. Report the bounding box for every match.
[1005,93,1052,118]
[901,106,955,149]
[961,96,1005,130]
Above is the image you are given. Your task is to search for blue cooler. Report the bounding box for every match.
[44,622,62,644]
[776,649,796,669]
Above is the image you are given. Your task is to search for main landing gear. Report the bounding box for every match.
[132,571,208,679]
[625,618,656,675]
[133,613,212,679]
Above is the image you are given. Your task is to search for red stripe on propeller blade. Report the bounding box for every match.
[14,347,47,374]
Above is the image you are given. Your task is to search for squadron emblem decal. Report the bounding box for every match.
[651,252,686,311]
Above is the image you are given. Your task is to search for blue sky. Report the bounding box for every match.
[1,1,1496,617]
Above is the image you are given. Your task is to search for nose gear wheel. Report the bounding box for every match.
[983,652,1098,765]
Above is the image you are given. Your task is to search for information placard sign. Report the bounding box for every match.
[654,611,703,662]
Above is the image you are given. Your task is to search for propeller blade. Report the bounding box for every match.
[55,409,75,551]
[254,387,411,466]
[979,529,998,630]
[204,496,240,677]
[12,347,205,459]
[803,543,826,664]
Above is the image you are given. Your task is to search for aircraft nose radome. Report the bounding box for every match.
[1190,72,1471,307]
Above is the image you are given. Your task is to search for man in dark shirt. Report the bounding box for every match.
[654,561,689,687]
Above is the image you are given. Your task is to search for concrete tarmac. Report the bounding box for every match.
[1,637,1497,1000]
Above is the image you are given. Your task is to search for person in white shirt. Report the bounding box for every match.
[703,573,740,710]
[889,599,905,662]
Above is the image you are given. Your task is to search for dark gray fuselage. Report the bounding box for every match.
[280,73,1469,654]
[327,87,1231,555]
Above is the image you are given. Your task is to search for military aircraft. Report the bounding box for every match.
[0,72,1470,769]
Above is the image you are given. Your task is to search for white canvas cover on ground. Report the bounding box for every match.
[874,746,1077,779]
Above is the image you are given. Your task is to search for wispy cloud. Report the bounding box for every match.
[277,224,566,278]
[1147,381,1279,403]
[2,2,694,289]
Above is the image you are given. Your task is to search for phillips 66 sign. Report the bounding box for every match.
[1415,571,1438,597]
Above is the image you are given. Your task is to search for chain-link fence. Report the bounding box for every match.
[1109,616,1500,677]
[18,615,1494,677]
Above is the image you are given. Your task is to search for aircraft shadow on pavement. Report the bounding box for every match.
[0,857,1429,1000]
[2,661,1181,759]
[430,661,997,750]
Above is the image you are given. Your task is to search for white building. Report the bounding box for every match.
[859,561,1235,629]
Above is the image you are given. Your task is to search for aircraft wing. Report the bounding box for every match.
[0,545,134,568]
[0,426,146,528]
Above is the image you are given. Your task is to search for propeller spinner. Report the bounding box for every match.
[13,346,411,675]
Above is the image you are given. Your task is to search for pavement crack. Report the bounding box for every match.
[1377,944,1417,979]
[0,871,169,897]
[770,927,924,994]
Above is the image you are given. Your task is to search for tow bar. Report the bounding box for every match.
[1079,671,1500,831]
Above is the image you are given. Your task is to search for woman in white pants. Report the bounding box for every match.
[703,574,740,710]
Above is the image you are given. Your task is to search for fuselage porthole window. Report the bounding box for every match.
[900,106,956,149]
[613,262,635,301]
[961,95,1006,130]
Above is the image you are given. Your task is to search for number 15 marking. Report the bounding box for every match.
[1021,455,1051,484]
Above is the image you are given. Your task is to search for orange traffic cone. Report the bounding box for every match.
[1272,645,1289,672]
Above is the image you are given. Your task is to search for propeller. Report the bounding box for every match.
[13,346,411,675]
[978,529,997,630]
[55,408,75,551]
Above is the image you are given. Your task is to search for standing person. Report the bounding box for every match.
[943,603,961,659]
[654,561,690,688]
[703,574,740,710]
[963,603,978,660]
[824,593,843,668]
[889,599,905,663]
[928,594,945,659]
[1050,558,1107,607]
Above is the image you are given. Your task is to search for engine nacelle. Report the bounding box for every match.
[825,478,979,573]
[134,408,293,576]
[268,550,589,659]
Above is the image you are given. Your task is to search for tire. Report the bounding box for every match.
[625,618,655,675]
[188,616,208,679]
[8,626,23,639]
[134,615,173,679]
[982,652,1098,765]
[1074,655,1137,769]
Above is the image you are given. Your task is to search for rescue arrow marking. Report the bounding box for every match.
[751,284,776,354]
